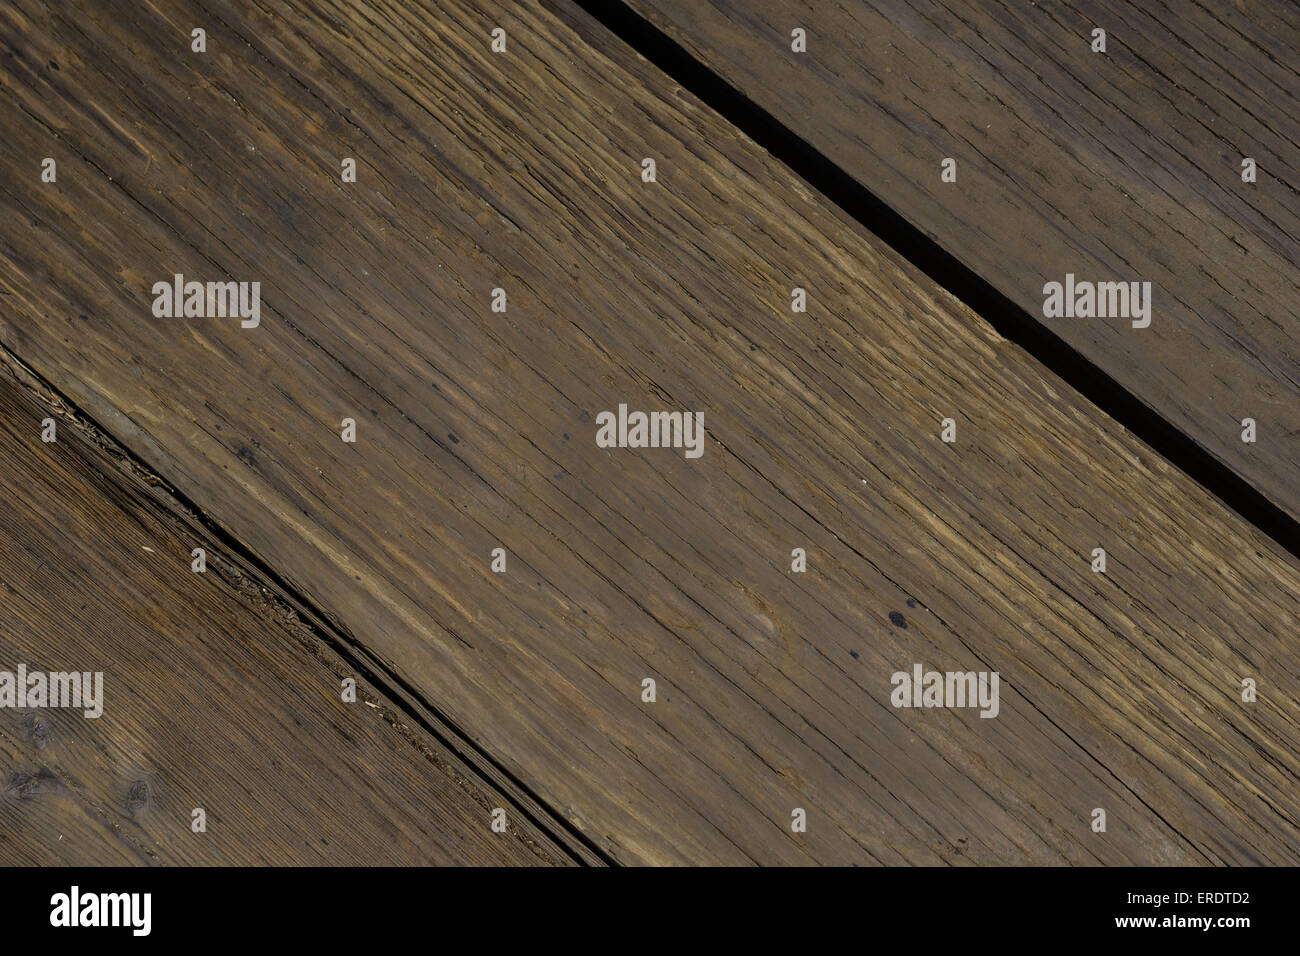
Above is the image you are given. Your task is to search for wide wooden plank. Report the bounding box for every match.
[615,0,1300,520]
[0,0,1297,864]
[0,351,563,865]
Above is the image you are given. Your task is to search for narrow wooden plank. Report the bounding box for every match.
[0,352,563,865]
[614,0,1300,521]
[0,0,1297,864]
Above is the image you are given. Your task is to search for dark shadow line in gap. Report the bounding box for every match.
[562,0,1299,559]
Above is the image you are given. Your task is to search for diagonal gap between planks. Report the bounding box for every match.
[1,0,605,865]
[0,338,608,866]
[552,0,1300,559]
[0,3,618,863]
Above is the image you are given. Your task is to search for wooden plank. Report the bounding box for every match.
[0,352,564,865]
[0,0,1297,864]
[612,0,1300,520]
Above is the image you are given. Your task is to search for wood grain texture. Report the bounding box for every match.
[0,0,1296,864]
[0,352,562,866]
[618,0,1300,520]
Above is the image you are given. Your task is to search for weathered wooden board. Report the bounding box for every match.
[0,351,562,865]
[0,0,1297,864]
[616,0,1300,521]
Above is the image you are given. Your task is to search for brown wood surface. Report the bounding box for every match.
[0,350,563,865]
[619,0,1300,520]
[0,0,1296,864]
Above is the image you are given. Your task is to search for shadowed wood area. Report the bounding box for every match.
[0,353,563,865]
[617,0,1300,521]
[0,0,1297,864]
